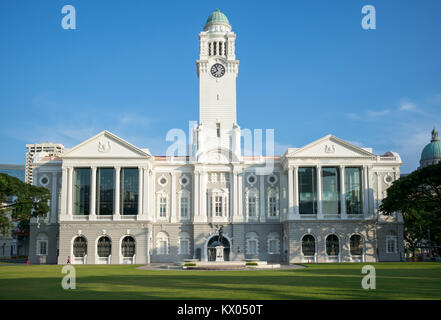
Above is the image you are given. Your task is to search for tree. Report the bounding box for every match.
[0,173,51,237]
[380,163,441,256]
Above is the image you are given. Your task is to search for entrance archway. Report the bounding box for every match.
[207,235,230,261]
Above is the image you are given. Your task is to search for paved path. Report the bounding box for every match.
[137,263,306,271]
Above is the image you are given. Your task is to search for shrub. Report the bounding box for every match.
[184,263,197,267]
[246,262,258,266]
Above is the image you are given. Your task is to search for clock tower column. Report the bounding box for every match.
[195,9,240,159]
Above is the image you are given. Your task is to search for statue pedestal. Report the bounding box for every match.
[215,246,224,262]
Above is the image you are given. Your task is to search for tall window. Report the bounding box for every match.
[386,231,398,253]
[215,196,223,216]
[216,123,221,137]
[326,235,339,256]
[302,235,315,256]
[97,236,111,258]
[350,234,363,255]
[322,167,340,214]
[96,168,114,215]
[156,232,169,255]
[345,167,362,214]
[73,168,90,215]
[267,188,279,217]
[298,167,317,214]
[179,232,191,255]
[121,236,135,257]
[120,168,139,215]
[267,233,280,254]
[159,196,167,218]
[36,233,48,256]
[180,197,189,219]
[248,191,257,217]
[246,232,259,255]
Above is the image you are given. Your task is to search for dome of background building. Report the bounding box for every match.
[204,9,230,28]
[420,127,441,168]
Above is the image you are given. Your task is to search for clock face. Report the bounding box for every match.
[210,63,225,78]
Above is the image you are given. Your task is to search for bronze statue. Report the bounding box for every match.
[218,225,224,244]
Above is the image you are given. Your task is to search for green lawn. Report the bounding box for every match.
[0,263,440,299]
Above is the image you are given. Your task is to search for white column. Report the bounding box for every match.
[317,165,323,219]
[193,171,199,222]
[60,167,68,220]
[363,165,369,217]
[50,171,57,223]
[90,166,97,220]
[232,171,237,222]
[294,166,300,216]
[340,165,347,219]
[114,166,121,219]
[142,166,149,220]
[148,169,155,222]
[287,166,294,220]
[237,171,243,221]
[259,175,265,223]
[170,171,177,223]
[200,172,207,222]
[138,167,143,217]
[67,167,73,217]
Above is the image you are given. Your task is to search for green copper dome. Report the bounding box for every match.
[421,127,441,161]
[205,9,230,26]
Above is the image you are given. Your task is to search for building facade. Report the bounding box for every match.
[28,9,404,265]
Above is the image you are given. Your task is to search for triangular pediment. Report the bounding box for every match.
[62,131,151,159]
[285,135,376,158]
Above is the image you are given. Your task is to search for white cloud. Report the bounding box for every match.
[345,113,360,120]
[398,100,423,114]
[367,109,391,117]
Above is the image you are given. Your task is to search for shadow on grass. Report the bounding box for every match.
[1,263,441,300]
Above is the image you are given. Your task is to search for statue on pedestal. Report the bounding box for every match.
[217,225,224,244]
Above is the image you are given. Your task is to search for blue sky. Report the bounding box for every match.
[0,0,440,173]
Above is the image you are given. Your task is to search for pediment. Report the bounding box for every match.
[62,131,151,159]
[286,135,375,158]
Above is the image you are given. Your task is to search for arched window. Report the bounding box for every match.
[350,234,363,256]
[246,232,259,255]
[121,236,135,257]
[386,231,398,253]
[267,232,280,254]
[97,236,111,258]
[156,232,169,255]
[73,236,87,257]
[178,232,191,255]
[302,235,316,256]
[326,234,339,256]
[36,233,48,256]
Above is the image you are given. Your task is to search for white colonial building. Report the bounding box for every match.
[29,9,404,265]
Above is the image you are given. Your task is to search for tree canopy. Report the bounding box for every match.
[0,173,51,237]
[380,162,441,250]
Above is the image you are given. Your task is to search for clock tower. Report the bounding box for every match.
[195,9,241,160]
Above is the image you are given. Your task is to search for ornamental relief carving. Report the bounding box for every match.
[98,141,111,153]
[324,144,336,154]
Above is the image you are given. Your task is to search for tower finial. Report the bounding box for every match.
[432,126,439,142]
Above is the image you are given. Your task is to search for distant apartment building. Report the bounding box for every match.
[25,143,64,184]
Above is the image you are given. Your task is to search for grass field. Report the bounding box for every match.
[0,262,440,300]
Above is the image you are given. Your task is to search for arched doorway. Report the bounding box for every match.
[207,235,230,261]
